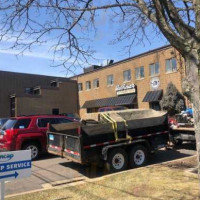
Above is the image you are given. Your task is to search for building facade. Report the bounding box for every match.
[72,45,185,117]
[0,71,78,117]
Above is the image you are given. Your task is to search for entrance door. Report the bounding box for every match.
[149,101,161,111]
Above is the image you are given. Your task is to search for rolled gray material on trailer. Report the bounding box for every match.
[49,109,168,136]
[81,109,167,134]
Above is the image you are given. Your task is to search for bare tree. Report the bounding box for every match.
[0,0,200,172]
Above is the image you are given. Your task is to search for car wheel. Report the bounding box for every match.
[106,148,128,173]
[23,143,40,160]
[129,145,148,168]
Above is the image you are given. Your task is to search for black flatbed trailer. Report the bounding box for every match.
[47,109,169,172]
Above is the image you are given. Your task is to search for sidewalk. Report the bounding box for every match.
[6,156,200,200]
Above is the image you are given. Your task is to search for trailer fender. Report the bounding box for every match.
[101,139,151,161]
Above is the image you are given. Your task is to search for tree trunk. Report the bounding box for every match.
[183,52,200,180]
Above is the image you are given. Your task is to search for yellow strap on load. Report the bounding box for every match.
[100,113,132,142]
[100,113,119,141]
[123,119,132,141]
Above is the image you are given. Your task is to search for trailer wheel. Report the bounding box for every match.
[129,145,148,168]
[106,148,128,173]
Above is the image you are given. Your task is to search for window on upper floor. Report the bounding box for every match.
[135,66,144,80]
[25,87,33,94]
[78,83,83,91]
[107,75,114,86]
[166,57,177,73]
[123,69,131,82]
[33,88,41,95]
[86,81,91,90]
[149,62,160,76]
[93,79,99,88]
[51,81,58,87]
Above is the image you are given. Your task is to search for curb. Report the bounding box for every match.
[6,154,197,198]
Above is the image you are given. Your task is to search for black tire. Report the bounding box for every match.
[22,143,40,160]
[129,145,148,168]
[106,148,128,173]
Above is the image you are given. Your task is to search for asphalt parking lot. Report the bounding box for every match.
[5,143,196,196]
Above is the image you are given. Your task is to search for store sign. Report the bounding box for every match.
[116,84,136,96]
[150,77,160,90]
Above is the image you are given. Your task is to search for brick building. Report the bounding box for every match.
[72,45,185,117]
[0,71,78,117]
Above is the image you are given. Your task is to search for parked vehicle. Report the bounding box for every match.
[98,106,128,112]
[0,115,74,160]
[169,113,195,145]
[47,109,169,172]
[0,118,8,129]
[60,113,80,121]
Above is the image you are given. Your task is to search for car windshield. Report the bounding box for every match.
[2,119,17,130]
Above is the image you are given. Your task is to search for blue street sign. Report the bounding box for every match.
[0,150,31,181]
[0,150,31,200]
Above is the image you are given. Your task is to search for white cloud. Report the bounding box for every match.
[0,48,70,62]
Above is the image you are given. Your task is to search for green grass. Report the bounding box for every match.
[7,163,200,200]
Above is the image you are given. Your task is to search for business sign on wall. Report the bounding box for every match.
[150,77,160,90]
[116,84,136,96]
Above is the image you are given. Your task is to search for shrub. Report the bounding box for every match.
[160,82,185,116]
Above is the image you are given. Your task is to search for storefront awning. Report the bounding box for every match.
[82,94,137,109]
[143,90,163,102]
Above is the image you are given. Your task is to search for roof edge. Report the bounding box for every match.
[71,44,172,78]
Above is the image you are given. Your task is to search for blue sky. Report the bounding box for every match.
[0,5,169,78]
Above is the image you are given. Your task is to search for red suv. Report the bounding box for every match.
[0,115,74,160]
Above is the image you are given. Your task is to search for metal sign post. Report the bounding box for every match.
[1,181,5,200]
[0,150,32,200]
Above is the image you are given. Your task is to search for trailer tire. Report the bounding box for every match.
[129,145,148,168]
[106,148,128,173]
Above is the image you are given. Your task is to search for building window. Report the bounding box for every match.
[135,66,144,79]
[123,70,131,82]
[149,102,161,111]
[86,81,91,90]
[107,75,114,85]
[51,81,58,87]
[52,108,59,115]
[166,58,177,73]
[33,88,41,95]
[25,87,33,94]
[78,83,83,91]
[149,62,160,76]
[93,79,99,88]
